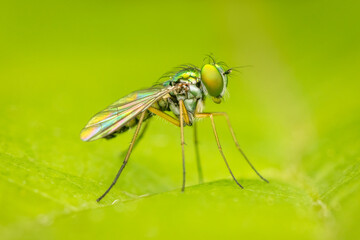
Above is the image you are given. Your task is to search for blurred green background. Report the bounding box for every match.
[0,0,359,239]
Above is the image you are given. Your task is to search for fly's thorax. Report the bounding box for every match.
[183,84,203,113]
[183,99,198,113]
[173,69,201,84]
[167,81,204,125]
[169,99,180,116]
[188,84,203,98]
[160,67,204,125]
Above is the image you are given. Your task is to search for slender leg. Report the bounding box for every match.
[97,111,146,202]
[119,120,150,160]
[148,107,180,127]
[140,106,189,191]
[179,100,186,191]
[180,99,190,124]
[208,114,244,188]
[193,121,203,184]
[149,105,187,191]
[219,113,269,183]
[195,112,268,183]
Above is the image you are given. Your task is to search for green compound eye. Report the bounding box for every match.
[201,64,224,97]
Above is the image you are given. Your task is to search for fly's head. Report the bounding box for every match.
[200,62,232,104]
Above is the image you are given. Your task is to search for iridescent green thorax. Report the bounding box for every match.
[163,69,200,87]
[158,67,204,125]
[173,69,201,84]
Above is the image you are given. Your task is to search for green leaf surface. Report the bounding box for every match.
[1,1,359,239]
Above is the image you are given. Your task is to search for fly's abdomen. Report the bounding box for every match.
[151,97,170,111]
[104,97,169,139]
[104,110,152,139]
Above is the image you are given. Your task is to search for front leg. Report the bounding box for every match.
[195,112,243,188]
[195,112,268,183]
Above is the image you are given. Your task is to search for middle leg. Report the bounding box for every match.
[148,104,189,191]
[193,121,204,184]
[179,100,186,191]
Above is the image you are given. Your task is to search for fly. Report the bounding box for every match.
[80,56,269,202]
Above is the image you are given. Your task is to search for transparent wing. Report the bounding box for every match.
[80,85,175,142]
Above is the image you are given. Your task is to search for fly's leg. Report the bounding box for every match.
[179,98,190,125]
[149,105,189,191]
[195,112,268,183]
[179,100,186,191]
[148,107,180,127]
[97,111,146,202]
[193,121,203,184]
[119,120,150,160]
[198,113,243,188]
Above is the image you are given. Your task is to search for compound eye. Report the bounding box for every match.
[201,64,224,97]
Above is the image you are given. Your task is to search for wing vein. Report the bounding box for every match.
[80,85,177,141]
